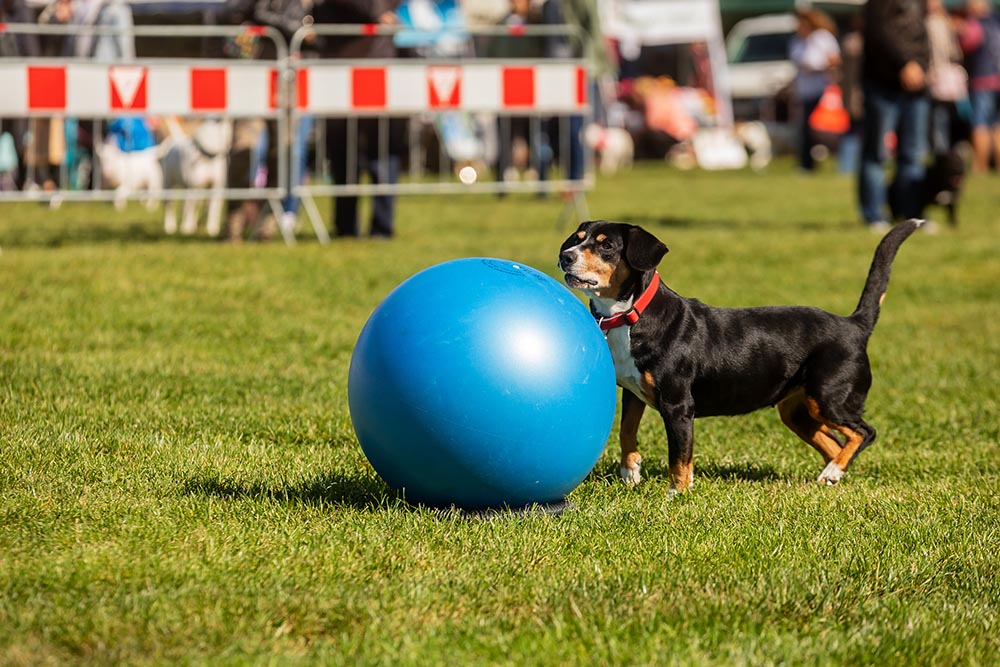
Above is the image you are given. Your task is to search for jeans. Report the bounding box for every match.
[282,115,314,216]
[858,82,930,223]
[930,101,953,155]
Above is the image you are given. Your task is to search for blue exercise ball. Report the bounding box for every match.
[348,258,616,510]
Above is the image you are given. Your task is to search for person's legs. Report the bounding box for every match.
[892,92,930,219]
[858,83,899,224]
[326,117,359,237]
[369,154,399,237]
[282,114,314,216]
[968,90,993,172]
[368,117,404,238]
[798,96,821,171]
[930,101,952,155]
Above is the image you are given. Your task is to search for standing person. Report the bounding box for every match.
[838,14,865,174]
[0,0,40,190]
[859,0,931,230]
[926,0,966,155]
[789,8,841,172]
[253,0,317,233]
[958,0,1000,172]
[313,0,404,239]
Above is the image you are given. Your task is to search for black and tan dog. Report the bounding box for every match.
[558,219,923,492]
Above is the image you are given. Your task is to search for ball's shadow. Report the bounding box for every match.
[183,472,574,518]
[182,470,395,511]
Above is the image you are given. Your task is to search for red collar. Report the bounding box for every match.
[594,272,660,331]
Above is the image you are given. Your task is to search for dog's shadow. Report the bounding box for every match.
[591,458,783,484]
[182,470,394,511]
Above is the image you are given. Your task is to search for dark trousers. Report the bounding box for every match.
[798,95,822,171]
[326,117,404,238]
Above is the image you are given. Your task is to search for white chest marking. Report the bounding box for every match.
[605,326,653,407]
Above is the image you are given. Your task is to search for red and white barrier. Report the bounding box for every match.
[0,61,585,117]
[0,63,279,116]
[295,63,587,115]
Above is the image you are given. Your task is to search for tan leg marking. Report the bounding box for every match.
[619,397,645,485]
[669,460,694,492]
[641,371,657,405]
[801,395,868,485]
[777,390,843,463]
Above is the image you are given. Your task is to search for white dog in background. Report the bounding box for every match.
[160,117,232,236]
[95,138,164,211]
[584,123,635,176]
[734,121,774,172]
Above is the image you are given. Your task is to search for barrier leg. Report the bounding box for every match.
[268,197,295,245]
[301,193,331,245]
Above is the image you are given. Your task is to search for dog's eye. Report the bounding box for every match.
[598,239,614,251]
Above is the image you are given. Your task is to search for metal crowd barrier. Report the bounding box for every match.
[287,23,594,239]
[0,23,292,239]
[0,22,594,244]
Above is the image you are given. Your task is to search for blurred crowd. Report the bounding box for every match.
[0,0,997,238]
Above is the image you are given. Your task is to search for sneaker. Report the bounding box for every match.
[867,221,891,233]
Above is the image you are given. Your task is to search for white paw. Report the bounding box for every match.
[818,461,844,486]
[620,464,642,487]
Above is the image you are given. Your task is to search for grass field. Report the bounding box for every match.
[2,161,999,666]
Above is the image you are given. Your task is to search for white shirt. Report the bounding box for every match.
[790,28,840,100]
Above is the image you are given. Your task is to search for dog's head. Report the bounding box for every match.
[558,221,668,300]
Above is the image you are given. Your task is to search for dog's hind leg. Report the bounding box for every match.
[817,419,876,486]
[619,390,646,486]
[799,394,876,485]
[777,388,843,464]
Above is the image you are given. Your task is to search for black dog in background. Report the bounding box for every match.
[890,148,966,226]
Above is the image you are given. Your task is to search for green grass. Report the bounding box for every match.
[2,161,999,666]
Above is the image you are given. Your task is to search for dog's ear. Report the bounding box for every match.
[624,226,668,271]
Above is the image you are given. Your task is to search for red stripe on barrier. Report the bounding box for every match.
[245,25,266,37]
[507,24,525,36]
[191,67,227,110]
[502,67,534,108]
[576,66,586,106]
[268,68,278,109]
[296,68,309,110]
[361,24,378,36]
[27,66,66,110]
[352,67,386,109]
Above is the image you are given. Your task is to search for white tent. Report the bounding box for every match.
[600,0,734,127]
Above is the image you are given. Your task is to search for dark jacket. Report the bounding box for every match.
[863,0,930,91]
[312,0,401,59]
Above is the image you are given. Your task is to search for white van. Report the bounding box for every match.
[725,13,797,121]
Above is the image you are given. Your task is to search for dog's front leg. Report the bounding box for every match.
[619,390,646,486]
[661,401,695,494]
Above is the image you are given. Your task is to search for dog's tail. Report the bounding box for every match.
[850,219,923,334]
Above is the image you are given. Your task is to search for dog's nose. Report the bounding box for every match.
[559,249,577,268]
